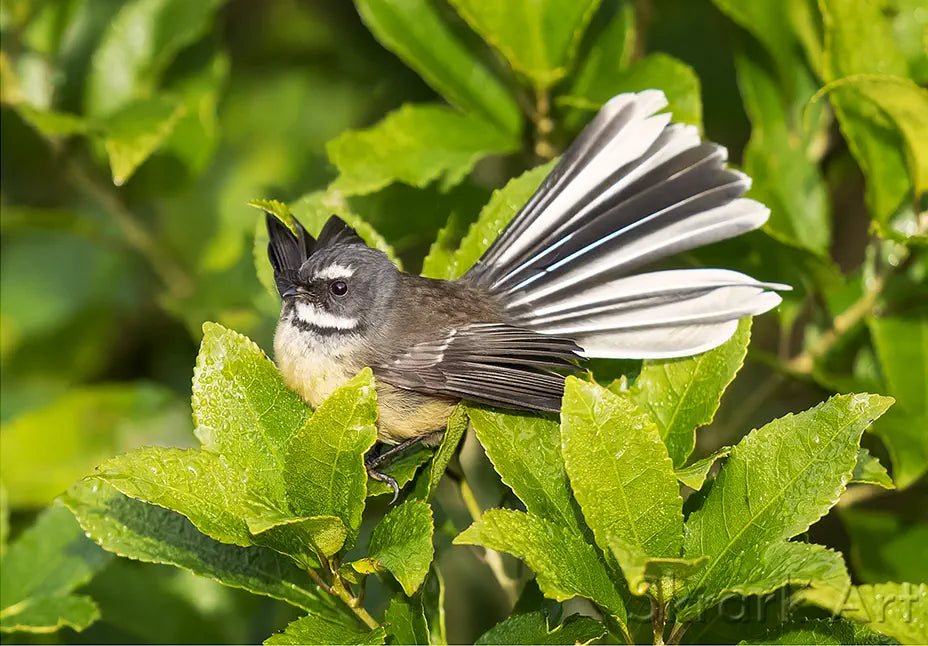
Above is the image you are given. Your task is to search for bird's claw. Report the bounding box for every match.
[367,467,400,504]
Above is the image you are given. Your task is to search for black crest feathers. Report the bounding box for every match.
[266,213,314,296]
[316,215,364,249]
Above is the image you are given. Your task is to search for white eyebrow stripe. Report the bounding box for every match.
[314,263,355,280]
[294,301,359,330]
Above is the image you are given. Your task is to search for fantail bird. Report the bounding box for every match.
[266,90,788,492]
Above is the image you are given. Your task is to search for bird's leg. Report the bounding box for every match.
[365,437,423,503]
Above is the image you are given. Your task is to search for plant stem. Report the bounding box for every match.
[785,228,922,376]
[651,595,666,645]
[458,479,520,605]
[64,159,195,300]
[532,88,555,160]
[331,575,381,630]
[786,270,887,374]
[667,621,688,645]
[307,564,380,630]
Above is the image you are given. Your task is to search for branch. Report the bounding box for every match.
[308,563,380,631]
[64,159,194,300]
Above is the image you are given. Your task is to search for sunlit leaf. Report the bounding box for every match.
[264,612,385,645]
[354,0,521,134]
[327,104,519,196]
[628,318,750,467]
[468,406,581,533]
[820,0,912,222]
[805,582,928,644]
[561,53,702,129]
[455,510,628,633]
[284,369,378,540]
[192,322,310,505]
[561,378,685,594]
[849,448,894,489]
[447,0,601,88]
[674,446,731,491]
[678,394,894,619]
[411,404,468,501]
[476,611,606,645]
[366,500,434,596]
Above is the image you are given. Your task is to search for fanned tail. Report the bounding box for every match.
[464,90,788,359]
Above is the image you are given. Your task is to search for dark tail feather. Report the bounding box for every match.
[464,91,788,359]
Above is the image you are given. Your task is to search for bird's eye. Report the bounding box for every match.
[330,280,348,296]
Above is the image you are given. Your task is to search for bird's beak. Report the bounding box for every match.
[282,287,299,299]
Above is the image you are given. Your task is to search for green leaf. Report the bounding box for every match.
[678,394,894,619]
[61,480,336,613]
[675,447,731,491]
[265,612,386,645]
[566,3,636,101]
[354,0,521,134]
[91,446,344,567]
[249,514,346,568]
[455,510,628,630]
[850,448,894,489]
[734,51,831,255]
[820,0,912,222]
[0,383,191,508]
[711,0,803,78]
[282,369,377,540]
[327,104,519,196]
[824,76,928,209]
[85,0,225,117]
[367,500,434,596]
[0,594,99,635]
[0,485,7,559]
[840,508,928,584]
[13,105,89,138]
[412,404,468,501]
[476,611,606,645]
[560,53,703,129]
[192,322,310,505]
[629,318,751,467]
[102,97,185,185]
[806,582,928,644]
[0,505,110,634]
[423,162,554,280]
[92,447,253,546]
[384,596,429,645]
[742,618,898,645]
[468,406,581,533]
[447,0,601,88]
[868,314,928,488]
[561,377,685,594]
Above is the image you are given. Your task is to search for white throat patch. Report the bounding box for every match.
[294,301,359,330]
[314,263,355,280]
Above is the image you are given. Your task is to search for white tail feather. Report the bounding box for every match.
[467,90,788,360]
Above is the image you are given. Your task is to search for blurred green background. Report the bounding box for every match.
[1,0,926,643]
